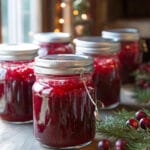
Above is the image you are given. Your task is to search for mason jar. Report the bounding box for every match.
[33,32,74,56]
[102,28,140,84]
[75,37,121,109]
[33,54,95,149]
[0,43,38,123]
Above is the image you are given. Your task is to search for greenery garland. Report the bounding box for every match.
[134,88,150,103]
[133,63,150,103]
[96,109,150,150]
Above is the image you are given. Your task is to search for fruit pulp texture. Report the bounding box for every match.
[38,42,74,56]
[93,54,121,107]
[0,61,35,122]
[33,74,95,148]
[119,41,140,84]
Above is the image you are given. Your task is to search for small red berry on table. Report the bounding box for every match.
[98,139,111,150]
[135,110,147,121]
[139,117,150,129]
[115,139,127,150]
[126,118,139,129]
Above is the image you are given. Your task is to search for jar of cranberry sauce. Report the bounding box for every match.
[75,37,121,109]
[33,32,74,56]
[0,44,38,123]
[33,54,95,149]
[102,28,140,84]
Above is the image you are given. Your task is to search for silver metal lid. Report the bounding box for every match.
[34,54,93,75]
[33,32,71,44]
[102,28,140,41]
[0,43,39,61]
[75,36,120,54]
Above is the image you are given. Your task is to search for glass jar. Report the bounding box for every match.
[0,44,38,123]
[75,37,121,109]
[102,28,140,84]
[33,54,95,149]
[33,32,74,56]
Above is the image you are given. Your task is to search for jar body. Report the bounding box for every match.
[119,40,140,84]
[32,74,95,149]
[38,42,74,56]
[0,61,35,123]
[92,53,121,108]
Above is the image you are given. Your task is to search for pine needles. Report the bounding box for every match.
[96,109,150,150]
[134,88,150,103]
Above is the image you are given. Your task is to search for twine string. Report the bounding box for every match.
[80,71,100,120]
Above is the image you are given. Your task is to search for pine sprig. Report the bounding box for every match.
[134,70,150,82]
[134,88,150,103]
[96,109,150,150]
[133,63,150,103]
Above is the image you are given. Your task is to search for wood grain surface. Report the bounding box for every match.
[0,119,100,150]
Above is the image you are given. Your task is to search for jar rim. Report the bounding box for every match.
[33,32,71,44]
[75,36,120,54]
[102,28,140,41]
[34,54,93,75]
[0,43,39,61]
[76,46,119,54]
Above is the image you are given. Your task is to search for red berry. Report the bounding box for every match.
[135,110,147,121]
[136,80,145,88]
[115,139,127,150]
[143,82,150,89]
[126,118,139,129]
[139,117,150,129]
[98,139,111,150]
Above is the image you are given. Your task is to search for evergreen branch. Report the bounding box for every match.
[134,88,150,103]
[96,109,150,150]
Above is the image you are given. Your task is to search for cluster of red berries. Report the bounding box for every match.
[139,63,150,74]
[136,79,150,89]
[97,110,150,150]
[98,138,127,150]
[126,110,150,130]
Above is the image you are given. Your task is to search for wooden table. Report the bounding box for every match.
[0,119,101,150]
[0,86,146,150]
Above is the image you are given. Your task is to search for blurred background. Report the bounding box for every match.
[1,0,150,43]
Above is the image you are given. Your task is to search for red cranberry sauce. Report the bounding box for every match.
[118,41,140,83]
[93,54,121,107]
[32,74,95,148]
[0,61,35,122]
[38,42,74,56]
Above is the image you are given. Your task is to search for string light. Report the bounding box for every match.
[54,28,60,32]
[81,14,88,20]
[59,18,65,24]
[73,10,79,16]
[73,0,91,36]
[60,2,66,8]
[54,1,67,32]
